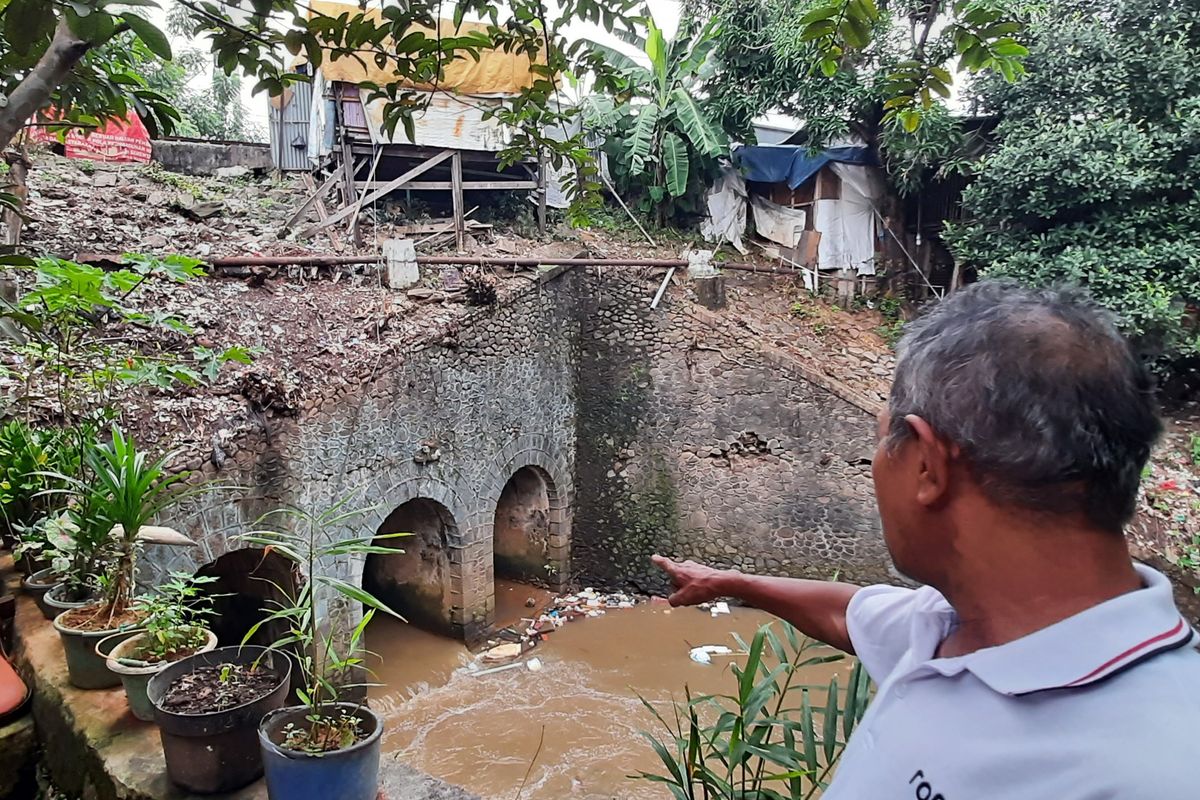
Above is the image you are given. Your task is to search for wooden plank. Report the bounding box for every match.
[451,151,465,252]
[299,149,455,237]
[347,147,383,243]
[391,218,491,236]
[339,136,362,247]
[354,180,539,191]
[307,174,343,250]
[536,152,547,236]
[281,170,342,231]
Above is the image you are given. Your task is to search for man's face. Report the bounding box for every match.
[871,409,930,581]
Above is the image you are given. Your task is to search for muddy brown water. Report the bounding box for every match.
[366,579,849,799]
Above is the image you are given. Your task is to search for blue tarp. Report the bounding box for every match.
[733,145,875,190]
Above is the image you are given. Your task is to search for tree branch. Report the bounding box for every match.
[0,18,94,152]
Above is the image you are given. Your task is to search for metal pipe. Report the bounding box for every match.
[205,254,805,275]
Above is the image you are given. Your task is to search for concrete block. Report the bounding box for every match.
[686,249,719,278]
[383,238,420,289]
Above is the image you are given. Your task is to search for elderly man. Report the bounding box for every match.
[653,281,1199,798]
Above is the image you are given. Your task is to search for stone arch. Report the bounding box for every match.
[362,497,461,636]
[491,464,570,589]
[193,547,298,648]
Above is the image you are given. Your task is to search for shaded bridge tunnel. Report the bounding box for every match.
[361,463,571,640]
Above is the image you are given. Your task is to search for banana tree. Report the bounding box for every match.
[584,14,729,224]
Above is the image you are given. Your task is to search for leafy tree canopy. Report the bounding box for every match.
[582,14,728,223]
[690,0,1029,191]
[945,0,1200,374]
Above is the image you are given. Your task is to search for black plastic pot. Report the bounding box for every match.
[258,703,383,800]
[22,568,61,620]
[43,583,96,618]
[147,646,291,794]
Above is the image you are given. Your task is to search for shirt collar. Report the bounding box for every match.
[943,563,1195,696]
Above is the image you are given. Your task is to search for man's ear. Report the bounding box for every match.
[904,414,954,506]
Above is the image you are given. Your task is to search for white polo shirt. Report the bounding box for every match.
[824,563,1200,799]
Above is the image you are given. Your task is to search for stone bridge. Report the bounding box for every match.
[142,267,888,645]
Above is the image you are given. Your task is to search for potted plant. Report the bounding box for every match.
[2,420,82,573]
[243,500,408,800]
[101,572,220,720]
[147,644,292,794]
[52,426,191,689]
[17,512,75,619]
[40,493,113,622]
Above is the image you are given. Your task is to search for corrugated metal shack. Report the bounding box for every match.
[269,2,547,249]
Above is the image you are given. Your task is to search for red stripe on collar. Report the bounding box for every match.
[1063,617,1189,688]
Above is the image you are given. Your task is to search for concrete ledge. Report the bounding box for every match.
[151,139,272,176]
[9,591,476,800]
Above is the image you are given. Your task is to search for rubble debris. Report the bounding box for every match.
[412,440,442,465]
[462,267,498,306]
[238,370,302,416]
[482,643,523,663]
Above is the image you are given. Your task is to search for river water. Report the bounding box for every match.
[366,579,849,799]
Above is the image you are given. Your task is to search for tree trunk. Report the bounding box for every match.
[0,18,92,153]
[2,148,30,246]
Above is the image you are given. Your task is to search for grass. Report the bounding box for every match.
[143,162,205,199]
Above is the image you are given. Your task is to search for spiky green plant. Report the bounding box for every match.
[634,622,872,799]
[238,497,409,753]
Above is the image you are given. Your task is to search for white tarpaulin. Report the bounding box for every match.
[750,194,807,249]
[306,71,333,166]
[701,165,748,253]
[814,163,885,275]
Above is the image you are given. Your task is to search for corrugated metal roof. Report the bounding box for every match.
[269,82,313,172]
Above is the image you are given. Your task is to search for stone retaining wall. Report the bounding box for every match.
[572,272,888,595]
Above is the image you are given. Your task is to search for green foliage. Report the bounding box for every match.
[634,622,871,798]
[0,1,180,140]
[692,0,1026,192]
[583,14,727,222]
[132,571,218,662]
[59,426,192,613]
[1190,434,1200,467]
[874,294,905,347]
[0,420,80,535]
[238,497,409,753]
[1,254,250,422]
[944,0,1200,373]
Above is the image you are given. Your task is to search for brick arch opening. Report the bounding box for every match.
[362,498,458,635]
[193,548,297,648]
[492,465,569,588]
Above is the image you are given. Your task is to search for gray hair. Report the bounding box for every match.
[887,280,1161,532]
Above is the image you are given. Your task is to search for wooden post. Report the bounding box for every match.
[451,150,465,252]
[339,138,361,247]
[536,153,547,237]
[349,147,382,244]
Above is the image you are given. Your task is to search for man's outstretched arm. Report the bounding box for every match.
[651,555,860,654]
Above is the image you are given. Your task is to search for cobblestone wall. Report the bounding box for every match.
[146,275,578,642]
[572,271,889,594]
